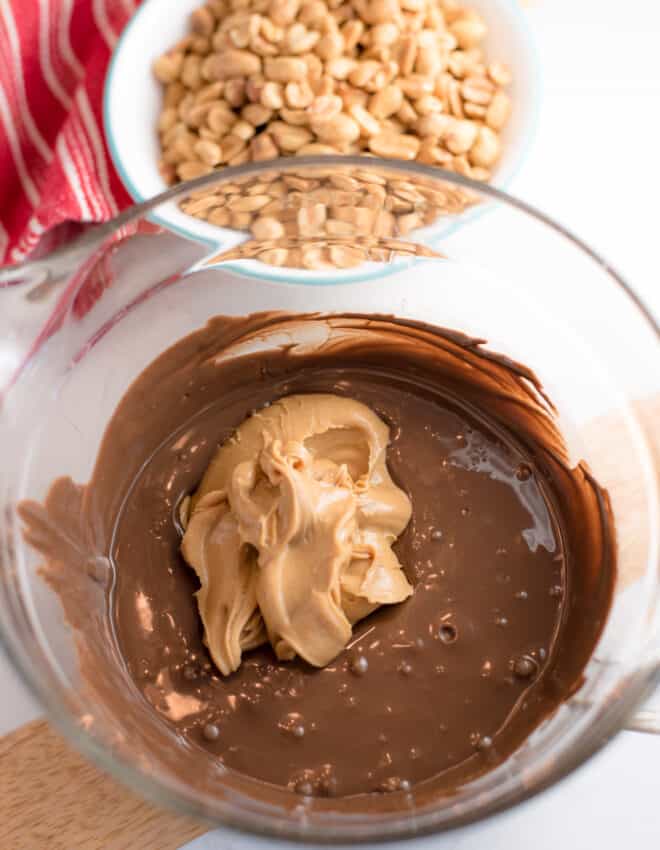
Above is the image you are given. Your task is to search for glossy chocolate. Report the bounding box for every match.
[19,313,615,803]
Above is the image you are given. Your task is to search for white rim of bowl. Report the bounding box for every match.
[102,0,543,286]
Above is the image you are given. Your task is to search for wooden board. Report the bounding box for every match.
[1,396,658,849]
[0,720,207,850]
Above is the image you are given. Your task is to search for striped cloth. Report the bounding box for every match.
[0,0,138,266]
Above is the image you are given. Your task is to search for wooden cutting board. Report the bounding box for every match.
[0,720,207,850]
[1,397,658,850]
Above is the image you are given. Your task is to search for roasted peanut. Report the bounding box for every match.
[242,102,274,126]
[155,0,512,270]
[311,112,360,143]
[154,51,185,84]
[202,49,262,80]
[368,85,403,120]
[444,119,478,154]
[468,124,500,167]
[449,12,487,50]
[308,94,343,122]
[269,120,314,150]
[368,131,420,160]
[260,81,285,109]
[250,133,279,159]
[485,91,511,131]
[194,138,223,165]
[264,56,308,82]
[349,104,381,137]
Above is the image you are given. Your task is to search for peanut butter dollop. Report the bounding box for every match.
[180,394,413,675]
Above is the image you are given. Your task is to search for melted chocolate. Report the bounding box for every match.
[19,313,615,808]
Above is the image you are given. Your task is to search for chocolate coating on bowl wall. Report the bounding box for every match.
[19,312,616,805]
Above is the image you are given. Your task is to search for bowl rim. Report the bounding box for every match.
[1,156,659,845]
[102,0,543,286]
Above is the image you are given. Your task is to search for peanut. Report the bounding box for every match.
[226,194,271,212]
[191,7,215,38]
[444,119,478,154]
[194,139,223,165]
[221,133,247,161]
[194,81,225,105]
[461,76,494,106]
[359,0,401,26]
[397,74,434,100]
[311,112,360,143]
[349,104,381,137]
[264,56,308,82]
[449,12,487,50]
[269,120,314,150]
[279,107,309,125]
[297,203,327,236]
[270,0,301,27]
[208,207,231,227]
[260,81,285,109]
[232,119,256,140]
[329,245,365,268]
[368,85,403,120]
[469,125,500,167]
[485,91,511,131]
[414,94,444,115]
[177,160,212,180]
[285,80,315,108]
[181,54,203,89]
[368,131,420,160]
[325,57,357,79]
[342,20,365,51]
[488,61,512,87]
[415,112,452,138]
[285,23,320,53]
[242,102,274,126]
[153,52,184,84]
[154,0,512,270]
[158,108,179,134]
[371,23,399,47]
[316,30,345,61]
[202,49,262,80]
[308,94,343,122]
[207,102,237,135]
[259,248,289,266]
[250,133,279,159]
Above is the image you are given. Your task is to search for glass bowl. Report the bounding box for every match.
[0,157,658,844]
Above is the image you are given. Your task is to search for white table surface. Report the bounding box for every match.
[3,0,659,846]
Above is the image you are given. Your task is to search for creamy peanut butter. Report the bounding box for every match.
[180,393,413,675]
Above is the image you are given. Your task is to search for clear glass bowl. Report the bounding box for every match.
[0,157,659,843]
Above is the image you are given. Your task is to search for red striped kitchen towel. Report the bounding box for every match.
[0,0,139,266]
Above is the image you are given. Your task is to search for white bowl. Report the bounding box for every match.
[103,0,541,283]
